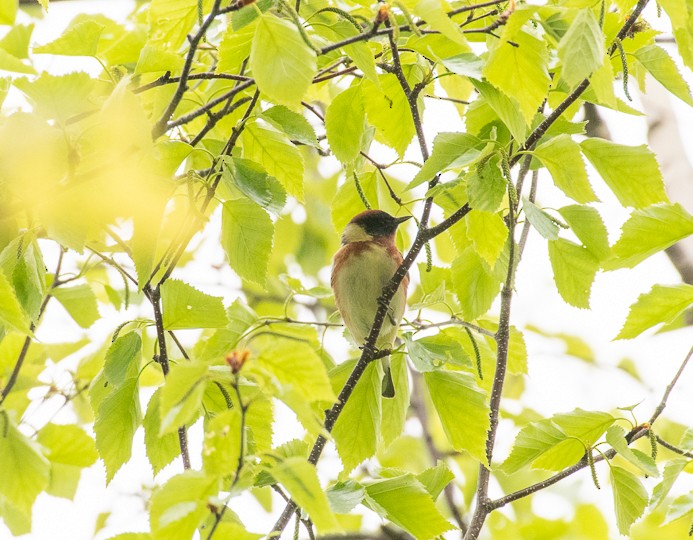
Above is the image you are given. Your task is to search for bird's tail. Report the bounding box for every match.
[381,356,395,398]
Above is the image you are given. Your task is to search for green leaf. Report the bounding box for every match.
[665,492,693,525]
[159,361,208,435]
[217,22,255,75]
[381,353,410,445]
[270,457,340,533]
[472,80,528,143]
[262,105,317,147]
[558,205,610,261]
[651,459,688,509]
[150,471,218,540]
[616,284,693,339]
[254,340,336,402]
[417,462,455,500]
[503,409,615,473]
[533,135,596,203]
[103,332,141,388]
[144,388,181,475]
[466,155,507,213]
[161,279,228,330]
[134,44,184,74]
[330,361,381,474]
[634,44,693,106]
[0,0,17,24]
[523,199,559,240]
[483,30,550,124]
[325,85,366,164]
[0,270,31,335]
[331,171,378,233]
[424,370,490,464]
[0,48,35,74]
[52,284,100,328]
[250,13,317,106]
[415,0,467,45]
[242,120,304,200]
[194,299,257,362]
[464,210,508,267]
[0,24,34,59]
[365,474,455,539]
[221,198,274,286]
[33,20,104,56]
[408,132,484,190]
[37,423,98,468]
[580,139,667,208]
[441,52,483,78]
[404,332,470,373]
[362,74,416,157]
[327,480,366,514]
[451,247,502,321]
[557,8,604,87]
[0,418,50,517]
[606,425,658,476]
[202,407,243,479]
[548,238,599,309]
[148,0,209,50]
[94,378,142,483]
[611,465,648,535]
[608,203,693,269]
[224,157,286,216]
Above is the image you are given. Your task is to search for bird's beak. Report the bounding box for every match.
[395,215,411,225]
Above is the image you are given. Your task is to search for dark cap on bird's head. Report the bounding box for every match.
[347,210,411,239]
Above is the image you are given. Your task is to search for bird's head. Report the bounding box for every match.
[341,210,411,245]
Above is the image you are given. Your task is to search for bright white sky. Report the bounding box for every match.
[3,1,693,539]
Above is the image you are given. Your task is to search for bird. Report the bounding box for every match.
[331,210,410,398]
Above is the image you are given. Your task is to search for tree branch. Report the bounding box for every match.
[147,285,191,470]
[487,344,693,511]
[656,435,693,458]
[152,0,223,138]
[0,246,64,406]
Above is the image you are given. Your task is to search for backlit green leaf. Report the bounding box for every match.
[330,360,381,474]
[465,210,508,267]
[52,284,100,329]
[250,13,317,106]
[225,157,286,216]
[381,353,409,445]
[144,388,181,475]
[634,44,693,106]
[483,30,550,124]
[503,409,615,473]
[558,8,604,87]
[424,370,490,464]
[408,132,484,190]
[161,279,228,330]
[325,85,366,164]
[608,203,693,269]
[103,332,141,387]
[558,205,610,261]
[466,155,507,213]
[523,199,560,240]
[0,419,49,517]
[148,0,211,50]
[270,457,341,533]
[362,74,416,157]
[37,423,98,468]
[580,139,667,208]
[242,120,304,200]
[533,135,596,203]
[94,378,141,483]
[617,284,693,339]
[451,246,502,321]
[0,270,31,335]
[548,238,599,309]
[606,425,658,476]
[254,340,336,402]
[150,470,217,540]
[159,361,208,435]
[34,20,104,56]
[651,459,688,509]
[611,465,648,535]
[365,474,456,538]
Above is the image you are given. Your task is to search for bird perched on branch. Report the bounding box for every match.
[331,210,410,398]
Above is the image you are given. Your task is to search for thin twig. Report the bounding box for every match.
[152,0,223,138]
[649,345,693,425]
[656,435,693,458]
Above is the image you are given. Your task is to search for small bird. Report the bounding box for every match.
[331,210,410,398]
